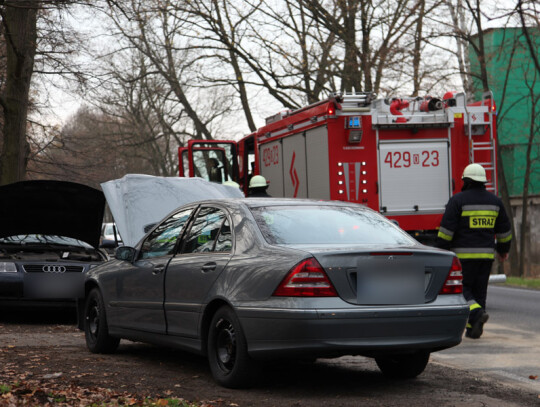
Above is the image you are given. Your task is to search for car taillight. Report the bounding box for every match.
[440,256,463,294]
[273,257,338,297]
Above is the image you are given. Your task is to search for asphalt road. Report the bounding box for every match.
[434,285,540,393]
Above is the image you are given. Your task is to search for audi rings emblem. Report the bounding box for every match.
[42,265,67,273]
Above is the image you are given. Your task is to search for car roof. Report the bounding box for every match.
[192,197,370,210]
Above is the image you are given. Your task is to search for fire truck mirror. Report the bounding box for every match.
[348,130,362,144]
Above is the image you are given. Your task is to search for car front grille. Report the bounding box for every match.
[22,264,85,273]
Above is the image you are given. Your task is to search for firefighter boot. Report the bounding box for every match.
[468,308,489,339]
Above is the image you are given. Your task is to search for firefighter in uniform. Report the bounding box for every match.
[437,163,512,339]
[248,175,271,197]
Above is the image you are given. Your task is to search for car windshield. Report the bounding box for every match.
[250,205,415,246]
[0,234,93,249]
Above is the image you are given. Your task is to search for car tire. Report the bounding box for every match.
[375,351,430,379]
[207,306,258,388]
[84,288,120,354]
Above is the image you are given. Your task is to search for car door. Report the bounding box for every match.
[164,206,233,338]
[110,208,194,334]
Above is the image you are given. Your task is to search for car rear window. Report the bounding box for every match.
[250,206,415,245]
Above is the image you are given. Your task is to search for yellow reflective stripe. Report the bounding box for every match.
[456,253,495,260]
[438,231,453,241]
[469,303,482,311]
[498,234,512,243]
[466,323,472,328]
[462,210,499,217]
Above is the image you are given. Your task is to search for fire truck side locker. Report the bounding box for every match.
[260,126,331,200]
[260,138,284,197]
[305,126,331,199]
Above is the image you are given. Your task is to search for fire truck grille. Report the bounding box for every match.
[22,264,85,273]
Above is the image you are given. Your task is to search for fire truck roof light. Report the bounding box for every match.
[328,104,336,116]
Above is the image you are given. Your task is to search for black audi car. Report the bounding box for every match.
[0,180,108,308]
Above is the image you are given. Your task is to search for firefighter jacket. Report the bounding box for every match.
[436,183,512,260]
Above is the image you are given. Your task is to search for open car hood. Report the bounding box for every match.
[0,180,105,249]
[101,174,244,247]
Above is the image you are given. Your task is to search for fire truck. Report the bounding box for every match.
[179,91,498,242]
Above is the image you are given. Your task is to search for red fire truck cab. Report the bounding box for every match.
[179,91,497,242]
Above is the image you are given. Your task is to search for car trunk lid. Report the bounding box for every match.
[304,246,455,305]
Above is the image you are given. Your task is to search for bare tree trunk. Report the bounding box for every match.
[518,78,539,277]
[517,0,540,76]
[340,0,361,92]
[0,1,38,185]
[211,0,257,132]
[447,0,473,96]
[494,40,519,276]
[359,1,370,92]
[464,0,489,92]
[411,0,425,96]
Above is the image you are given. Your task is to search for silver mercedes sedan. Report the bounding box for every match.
[80,198,468,388]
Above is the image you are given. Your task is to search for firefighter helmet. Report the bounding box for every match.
[462,163,487,183]
[249,175,268,188]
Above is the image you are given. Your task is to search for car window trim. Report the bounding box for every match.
[137,205,199,260]
[178,204,234,255]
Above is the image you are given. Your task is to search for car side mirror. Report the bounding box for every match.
[144,223,157,233]
[115,246,136,262]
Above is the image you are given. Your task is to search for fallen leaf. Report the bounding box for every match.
[529,375,538,380]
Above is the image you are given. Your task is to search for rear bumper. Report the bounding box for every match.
[236,302,469,359]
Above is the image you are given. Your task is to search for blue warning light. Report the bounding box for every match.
[348,116,361,128]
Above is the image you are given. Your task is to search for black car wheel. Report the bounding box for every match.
[375,351,430,379]
[84,288,120,354]
[207,306,257,388]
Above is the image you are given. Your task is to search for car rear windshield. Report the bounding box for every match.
[250,206,415,246]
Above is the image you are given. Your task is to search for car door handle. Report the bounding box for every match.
[201,262,217,273]
[153,264,166,274]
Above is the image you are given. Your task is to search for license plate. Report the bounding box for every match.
[356,257,425,305]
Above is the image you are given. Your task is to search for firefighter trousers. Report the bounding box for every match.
[461,259,492,318]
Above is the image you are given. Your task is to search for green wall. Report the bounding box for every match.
[469,28,540,197]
